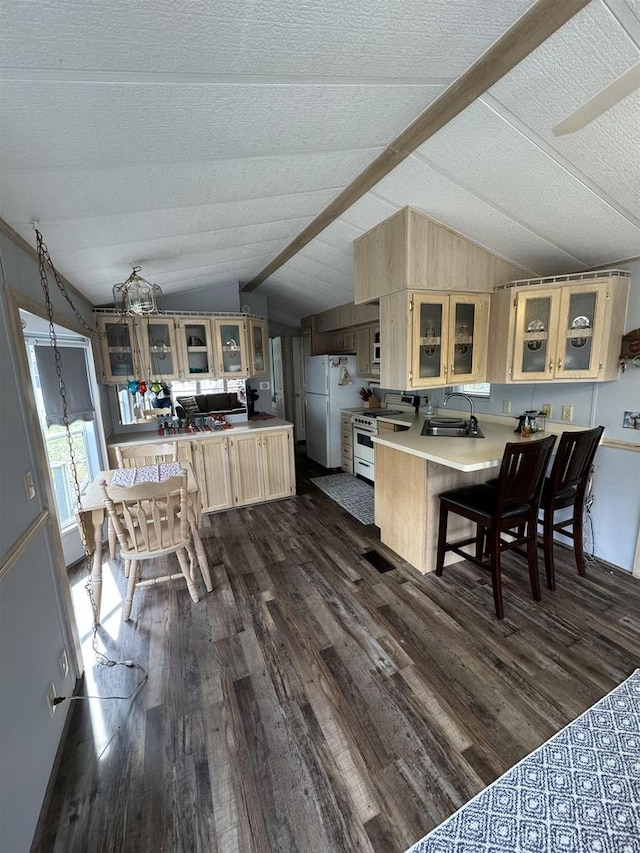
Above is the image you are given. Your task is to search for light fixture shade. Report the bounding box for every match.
[113,266,162,316]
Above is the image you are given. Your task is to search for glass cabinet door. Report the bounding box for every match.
[411,296,449,385]
[449,295,489,383]
[555,284,606,379]
[140,318,180,380]
[213,318,248,377]
[512,289,559,381]
[249,319,268,377]
[176,318,214,378]
[97,316,138,383]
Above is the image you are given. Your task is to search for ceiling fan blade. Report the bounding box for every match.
[552,62,640,136]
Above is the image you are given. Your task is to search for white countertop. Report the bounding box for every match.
[109,417,293,447]
[372,413,569,472]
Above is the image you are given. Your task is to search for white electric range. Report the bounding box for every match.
[351,393,417,483]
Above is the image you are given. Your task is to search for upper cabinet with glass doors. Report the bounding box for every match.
[487,273,629,383]
[213,317,249,378]
[136,317,181,381]
[380,291,489,390]
[248,318,269,377]
[96,315,144,383]
[174,317,216,379]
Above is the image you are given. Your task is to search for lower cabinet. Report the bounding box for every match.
[191,436,233,512]
[341,411,354,474]
[228,428,295,507]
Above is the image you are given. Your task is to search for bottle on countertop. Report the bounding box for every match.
[425,396,434,416]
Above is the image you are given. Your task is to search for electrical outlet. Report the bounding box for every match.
[46,681,57,716]
[541,403,552,418]
[59,649,69,680]
[502,400,511,414]
[561,405,573,422]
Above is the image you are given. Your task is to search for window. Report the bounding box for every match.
[115,378,247,424]
[453,382,491,398]
[25,336,101,531]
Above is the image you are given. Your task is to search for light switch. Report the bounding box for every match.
[259,381,270,390]
[23,470,35,500]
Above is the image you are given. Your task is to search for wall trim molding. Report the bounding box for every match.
[0,509,50,580]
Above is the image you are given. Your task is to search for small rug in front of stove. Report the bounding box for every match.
[310,473,375,525]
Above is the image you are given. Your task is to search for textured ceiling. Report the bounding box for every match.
[1,0,639,327]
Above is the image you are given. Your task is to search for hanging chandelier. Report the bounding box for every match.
[113,265,162,316]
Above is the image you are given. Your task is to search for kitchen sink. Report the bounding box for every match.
[420,418,484,438]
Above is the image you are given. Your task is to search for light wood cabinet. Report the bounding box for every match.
[381,291,489,390]
[354,206,526,304]
[191,436,233,512]
[212,317,249,378]
[228,428,295,506]
[96,315,143,383]
[248,318,269,377]
[487,273,629,383]
[340,411,354,474]
[329,329,356,353]
[174,317,216,380]
[355,323,380,378]
[136,317,181,381]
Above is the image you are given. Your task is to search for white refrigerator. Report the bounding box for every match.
[305,354,363,468]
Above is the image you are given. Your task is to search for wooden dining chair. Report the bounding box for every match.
[435,434,556,619]
[100,471,200,621]
[108,442,179,560]
[539,426,604,590]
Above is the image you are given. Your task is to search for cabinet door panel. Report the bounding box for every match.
[214,319,248,377]
[140,318,180,380]
[97,317,139,382]
[249,319,269,377]
[555,285,607,379]
[412,296,449,385]
[198,437,232,512]
[229,434,264,506]
[176,319,215,379]
[512,290,559,381]
[449,295,489,383]
[261,430,294,499]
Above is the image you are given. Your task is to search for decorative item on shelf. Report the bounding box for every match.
[112,265,162,316]
[455,323,471,354]
[153,339,168,359]
[525,319,546,350]
[422,324,438,357]
[568,315,591,348]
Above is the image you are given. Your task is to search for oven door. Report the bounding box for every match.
[353,426,375,483]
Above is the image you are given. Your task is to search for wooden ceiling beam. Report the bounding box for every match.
[243,0,591,293]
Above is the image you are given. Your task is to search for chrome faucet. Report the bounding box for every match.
[443,392,479,435]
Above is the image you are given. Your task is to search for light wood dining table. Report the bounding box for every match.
[77,460,211,622]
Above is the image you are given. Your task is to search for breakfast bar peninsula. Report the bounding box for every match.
[372,414,568,575]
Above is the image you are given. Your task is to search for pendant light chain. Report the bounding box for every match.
[35,227,116,666]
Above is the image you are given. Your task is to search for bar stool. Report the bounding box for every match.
[540,426,604,590]
[436,434,556,619]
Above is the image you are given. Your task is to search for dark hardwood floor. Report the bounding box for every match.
[33,448,640,853]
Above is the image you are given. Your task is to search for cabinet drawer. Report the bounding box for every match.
[341,454,354,474]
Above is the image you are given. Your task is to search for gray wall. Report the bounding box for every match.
[0,232,95,852]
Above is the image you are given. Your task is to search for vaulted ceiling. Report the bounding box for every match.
[1,0,638,327]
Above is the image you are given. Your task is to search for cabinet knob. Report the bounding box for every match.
[549,360,554,370]
[557,359,562,369]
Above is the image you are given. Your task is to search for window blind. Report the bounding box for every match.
[34,345,95,426]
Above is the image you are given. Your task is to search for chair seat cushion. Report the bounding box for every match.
[439,483,530,520]
[542,478,577,502]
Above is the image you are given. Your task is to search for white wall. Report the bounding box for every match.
[0,233,93,852]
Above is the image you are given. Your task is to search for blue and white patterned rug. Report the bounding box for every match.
[406,669,640,853]
[310,473,375,525]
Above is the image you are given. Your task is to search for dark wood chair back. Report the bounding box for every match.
[494,435,557,514]
[541,426,604,589]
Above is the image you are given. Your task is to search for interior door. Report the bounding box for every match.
[292,336,306,441]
